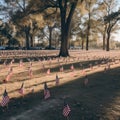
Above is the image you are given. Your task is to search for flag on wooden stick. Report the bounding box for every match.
[18,83,24,96]
[29,67,33,78]
[4,67,13,82]
[1,89,10,107]
[19,59,23,67]
[9,67,13,75]
[30,62,32,67]
[70,64,74,71]
[10,59,14,65]
[5,74,11,82]
[7,66,12,73]
[44,82,50,100]
[3,60,7,66]
[60,66,64,72]
[63,100,71,117]
[47,68,50,75]
[31,87,34,93]
[89,63,93,70]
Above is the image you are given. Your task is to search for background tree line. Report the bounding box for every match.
[0,0,120,56]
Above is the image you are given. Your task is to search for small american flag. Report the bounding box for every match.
[10,59,14,65]
[63,100,71,117]
[71,64,74,71]
[1,89,10,107]
[44,82,50,100]
[30,62,32,67]
[5,74,11,81]
[60,66,64,72]
[89,63,93,70]
[18,83,24,95]
[5,67,13,81]
[47,68,50,75]
[29,67,33,78]
[9,67,13,75]
[19,59,23,67]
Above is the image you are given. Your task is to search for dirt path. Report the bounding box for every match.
[9,99,62,120]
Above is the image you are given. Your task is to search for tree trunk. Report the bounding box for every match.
[30,35,34,47]
[58,12,69,56]
[103,33,106,50]
[103,25,107,50]
[48,27,52,49]
[106,20,117,51]
[106,32,110,51]
[106,24,112,51]
[59,17,69,57]
[24,25,30,49]
[59,35,69,57]
[81,39,84,50]
[86,34,89,50]
[58,0,78,57]
[86,23,90,51]
[25,32,30,49]
[86,9,91,51]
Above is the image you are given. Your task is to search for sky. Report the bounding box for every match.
[112,32,120,41]
[115,0,120,39]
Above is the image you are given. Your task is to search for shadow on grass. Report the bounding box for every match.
[1,66,120,120]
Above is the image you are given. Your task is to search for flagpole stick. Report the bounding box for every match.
[2,106,5,112]
[6,103,9,110]
[67,116,69,120]
[23,94,24,98]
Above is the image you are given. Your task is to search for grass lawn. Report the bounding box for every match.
[0,50,120,120]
